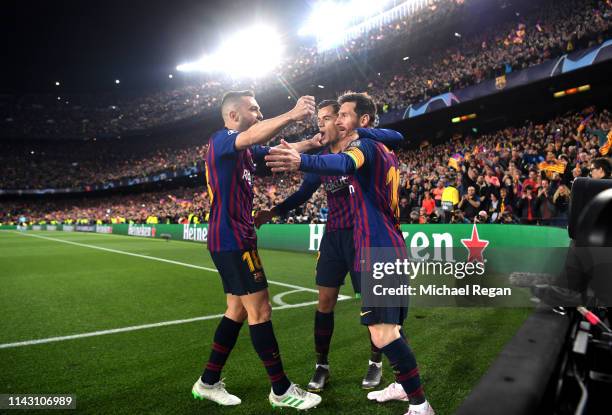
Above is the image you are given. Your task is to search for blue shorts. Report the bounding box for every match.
[210,249,268,296]
[360,306,408,326]
[315,229,360,294]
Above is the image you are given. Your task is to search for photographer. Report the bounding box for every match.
[450,209,470,224]
[589,157,612,179]
[474,210,489,224]
[498,210,518,224]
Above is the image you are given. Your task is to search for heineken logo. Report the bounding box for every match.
[309,224,490,263]
[183,225,208,242]
[128,225,156,238]
[96,225,113,234]
[461,224,489,262]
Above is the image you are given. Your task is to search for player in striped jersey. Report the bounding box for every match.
[193,90,322,410]
[255,99,404,392]
[265,92,434,415]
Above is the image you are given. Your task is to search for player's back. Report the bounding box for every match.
[205,128,256,252]
[347,138,405,260]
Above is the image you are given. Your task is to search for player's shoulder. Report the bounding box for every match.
[346,137,371,149]
[211,128,239,141]
[346,137,382,154]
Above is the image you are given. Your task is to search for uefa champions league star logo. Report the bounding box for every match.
[460,224,489,263]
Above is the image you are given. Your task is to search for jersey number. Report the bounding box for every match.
[242,250,263,272]
[386,166,400,217]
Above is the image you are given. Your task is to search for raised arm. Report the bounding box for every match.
[265,139,367,176]
[235,96,315,150]
[299,153,357,176]
[356,128,404,149]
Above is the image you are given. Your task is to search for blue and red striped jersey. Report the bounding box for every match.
[299,137,406,270]
[346,139,406,270]
[319,147,354,231]
[275,128,404,232]
[205,128,268,252]
[274,148,353,232]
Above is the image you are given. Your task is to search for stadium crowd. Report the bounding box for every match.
[0,141,208,190]
[3,107,610,227]
[1,0,609,138]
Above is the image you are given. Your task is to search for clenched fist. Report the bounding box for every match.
[289,96,316,122]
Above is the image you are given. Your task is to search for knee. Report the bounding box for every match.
[369,325,400,349]
[317,292,337,313]
[369,328,387,349]
[225,303,247,323]
[247,301,271,324]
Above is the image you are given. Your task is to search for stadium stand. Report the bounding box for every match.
[2,107,610,226]
[0,0,609,138]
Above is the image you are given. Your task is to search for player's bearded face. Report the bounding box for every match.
[317,106,339,145]
[236,97,263,131]
[335,102,364,139]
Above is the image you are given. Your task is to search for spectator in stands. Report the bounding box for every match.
[458,186,481,221]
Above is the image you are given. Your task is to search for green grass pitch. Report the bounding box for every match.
[0,231,530,414]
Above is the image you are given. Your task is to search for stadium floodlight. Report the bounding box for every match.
[299,0,428,52]
[176,25,283,78]
[168,74,173,79]
[115,79,120,84]
[55,81,60,86]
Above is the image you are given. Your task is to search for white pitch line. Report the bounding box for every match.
[2,231,352,349]
[0,301,325,350]
[12,231,320,294]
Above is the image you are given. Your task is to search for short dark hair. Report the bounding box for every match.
[317,99,340,113]
[338,91,377,126]
[592,157,612,178]
[221,90,254,111]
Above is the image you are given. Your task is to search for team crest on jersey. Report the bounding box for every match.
[324,175,350,193]
[347,139,361,149]
[242,169,253,186]
[253,271,265,282]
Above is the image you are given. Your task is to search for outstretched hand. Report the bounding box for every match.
[265,140,302,173]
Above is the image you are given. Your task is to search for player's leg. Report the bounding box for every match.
[192,251,268,405]
[200,294,246,385]
[241,288,322,409]
[307,231,347,392]
[343,228,386,390]
[368,320,434,414]
[307,285,339,392]
[365,323,408,403]
[314,285,339,364]
[362,330,384,389]
[192,253,249,405]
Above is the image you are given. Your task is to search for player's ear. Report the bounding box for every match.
[359,114,370,128]
[228,109,239,123]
